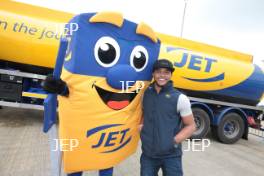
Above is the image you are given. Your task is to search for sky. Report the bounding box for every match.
[14,0,264,65]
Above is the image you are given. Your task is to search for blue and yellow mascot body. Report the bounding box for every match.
[43,12,160,175]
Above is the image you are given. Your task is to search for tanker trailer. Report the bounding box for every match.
[158,33,264,143]
[0,1,72,107]
[0,1,263,143]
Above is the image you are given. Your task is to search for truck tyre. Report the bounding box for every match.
[191,108,210,139]
[213,113,245,144]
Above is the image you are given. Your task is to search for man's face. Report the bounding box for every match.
[153,68,172,86]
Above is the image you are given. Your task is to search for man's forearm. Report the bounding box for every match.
[174,124,196,144]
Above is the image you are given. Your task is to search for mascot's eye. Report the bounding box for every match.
[94,36,120,67]
[130,45,149,72]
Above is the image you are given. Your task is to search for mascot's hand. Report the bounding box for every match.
[42,74,69,96]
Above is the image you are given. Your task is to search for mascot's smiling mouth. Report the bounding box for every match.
[95,86,138,110]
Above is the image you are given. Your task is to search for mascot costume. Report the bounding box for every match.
[43,12,161,176]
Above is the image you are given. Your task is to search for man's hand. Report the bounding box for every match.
[174,114,196,144]
[42,75,69,96]
[138,124,143,132]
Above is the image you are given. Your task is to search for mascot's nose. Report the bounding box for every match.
[107,65,138,90]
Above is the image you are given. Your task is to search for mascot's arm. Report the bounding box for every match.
[43,38,68,133]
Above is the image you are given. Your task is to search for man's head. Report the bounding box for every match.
[152,59,174,87]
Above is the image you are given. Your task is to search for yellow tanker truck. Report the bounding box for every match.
[0,1,263,143]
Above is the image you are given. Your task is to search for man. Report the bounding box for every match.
[140,59,196,176]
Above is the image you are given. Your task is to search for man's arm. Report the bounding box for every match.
[139,94,145,132]
[139,116,144,132]
[174,94,196,144]
[174,114,196,144]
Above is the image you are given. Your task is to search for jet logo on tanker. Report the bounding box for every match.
[158,45,254,91]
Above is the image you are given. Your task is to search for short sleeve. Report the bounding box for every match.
[177,94,192,117]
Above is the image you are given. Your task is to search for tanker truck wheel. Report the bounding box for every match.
[191,108,210,139]
[213,113,245,144]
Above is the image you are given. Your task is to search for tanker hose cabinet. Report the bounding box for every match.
[0,74,22,102]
